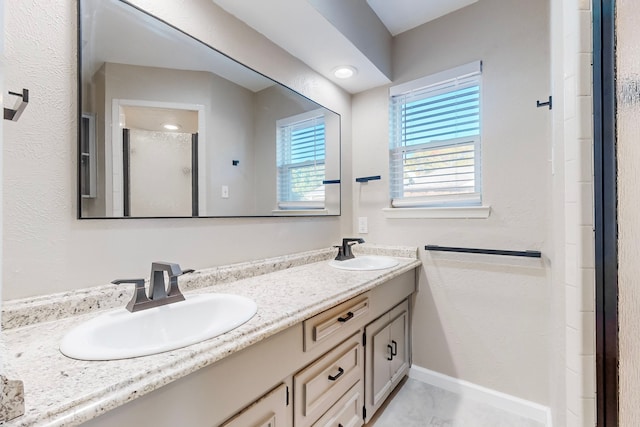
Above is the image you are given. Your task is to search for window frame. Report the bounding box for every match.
[276,109,326,210]
[389,61,483,209]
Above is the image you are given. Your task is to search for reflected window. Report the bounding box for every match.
[277,111,326,209]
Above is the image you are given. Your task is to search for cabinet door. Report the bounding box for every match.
[364,299,410,421]
[221,383,290,427]
[388,310,409,385]
[368,319,394,412]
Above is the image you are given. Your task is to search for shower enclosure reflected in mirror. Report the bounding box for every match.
[78,0,341,218]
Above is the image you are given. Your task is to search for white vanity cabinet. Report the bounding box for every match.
[80,270,416,427]
[364,299,410,421]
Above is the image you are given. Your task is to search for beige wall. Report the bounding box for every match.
[352,0,553,405]
[618,0,640,425]
[3,0,352,300]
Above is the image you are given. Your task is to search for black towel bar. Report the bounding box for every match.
[355,175,381,183]
[425,245,542,258]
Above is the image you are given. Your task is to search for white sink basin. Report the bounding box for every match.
[60,293,257,361]
[329,255,399,271]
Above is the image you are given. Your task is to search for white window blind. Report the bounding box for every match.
[277,112,326,209]
[389,61,482,208]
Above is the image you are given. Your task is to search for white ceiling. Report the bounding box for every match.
[212,0,478,94]
[367,0,478,36]
[212,0,391,94]
[122,106,198,134]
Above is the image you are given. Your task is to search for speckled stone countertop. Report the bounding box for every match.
[1,245,420,427]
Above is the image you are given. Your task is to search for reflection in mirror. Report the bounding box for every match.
[78,0,341,218]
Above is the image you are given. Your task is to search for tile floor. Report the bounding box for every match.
[367,378,546,427]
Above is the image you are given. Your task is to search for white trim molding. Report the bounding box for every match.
[382,205,491,219]
[409,365,552,426]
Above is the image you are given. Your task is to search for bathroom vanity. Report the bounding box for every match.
[1,246,420,426]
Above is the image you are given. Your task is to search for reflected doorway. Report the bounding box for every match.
[123,127,198,217]
[110,101,206,217]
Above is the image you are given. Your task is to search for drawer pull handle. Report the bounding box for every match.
[387,344,394,361]
[337,311,354,322]
[391,340,398,356]
[328,367,344,381]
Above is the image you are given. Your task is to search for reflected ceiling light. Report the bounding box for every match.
[163,123,181,131]
[333,65,357,79]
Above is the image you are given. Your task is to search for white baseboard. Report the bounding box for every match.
[409,365,552,427]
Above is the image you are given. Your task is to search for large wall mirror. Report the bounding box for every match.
[78,0,341,218]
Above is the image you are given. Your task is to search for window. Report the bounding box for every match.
[389,61,482,208]
[277,111,326,209]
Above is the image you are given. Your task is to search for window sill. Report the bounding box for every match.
[381,205,491,219]
[272,209,329,216]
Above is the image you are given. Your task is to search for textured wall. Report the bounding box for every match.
[352,0,552,405]
[618,0,640,425]
[2,0,352,300]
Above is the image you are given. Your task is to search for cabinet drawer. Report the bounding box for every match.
[221,383,289,427]
[312,381,363,427]
[294,332,363,426]
[304,295,369,352]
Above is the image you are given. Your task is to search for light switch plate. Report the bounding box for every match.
[358,217,368,234]
[221,185,229,198]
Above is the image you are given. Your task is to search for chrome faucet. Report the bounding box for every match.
[334,238,365,261]
[112,262,194,312]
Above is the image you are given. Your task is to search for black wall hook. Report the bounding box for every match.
[536,96,552,110]
[4,89,29,121]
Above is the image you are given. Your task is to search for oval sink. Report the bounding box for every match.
[329,255,399,271]
[60,293,257,361]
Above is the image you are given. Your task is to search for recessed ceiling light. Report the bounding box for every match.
[333,66,357,79]
[163,123,181,131]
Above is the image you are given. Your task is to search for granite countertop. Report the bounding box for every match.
[1,245,420,427]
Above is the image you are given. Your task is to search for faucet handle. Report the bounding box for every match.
[167,268,194,299]
[112,278,149,312]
